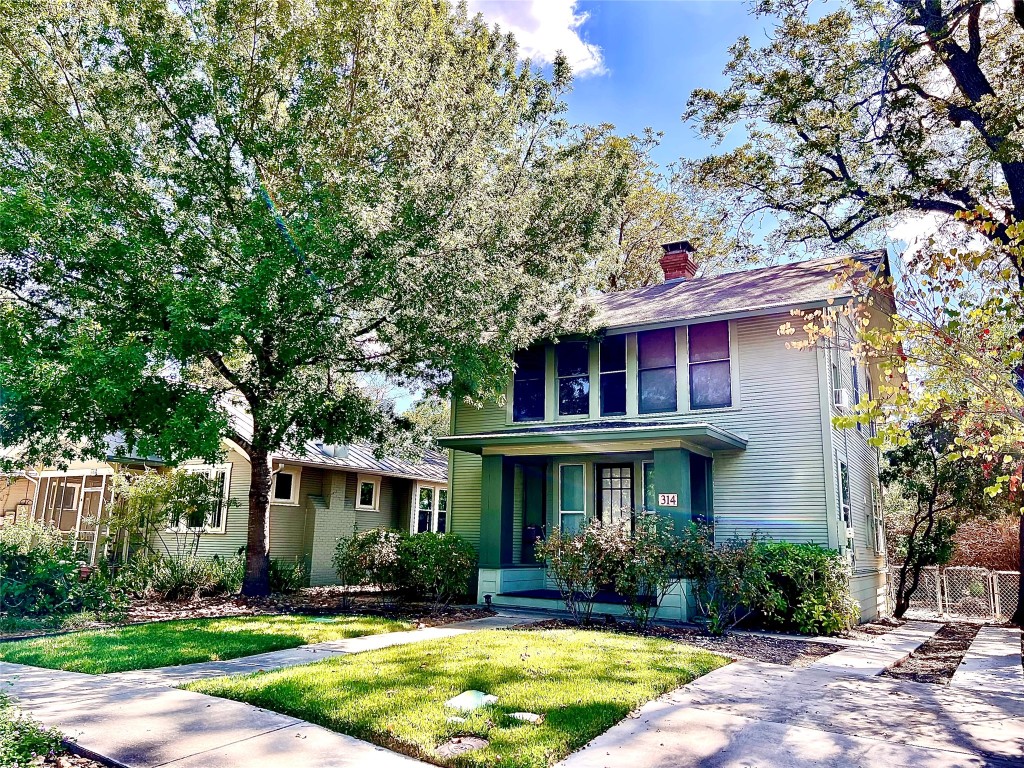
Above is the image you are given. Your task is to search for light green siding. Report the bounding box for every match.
[453,397,506,435]
[450,450,483,550]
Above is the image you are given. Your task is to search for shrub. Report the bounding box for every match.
[0,692,65,767]
[269,558,307,593]
[536,520,629,625]
[616,516,683,630]
[400,533,476,611]
[753,542,858,635]
[677,524,770,636]
[117,550,243,600]
[332,528,406,601]
[0,519,124,620]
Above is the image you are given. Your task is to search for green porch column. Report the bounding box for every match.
[652,448,692,533]
[479,455,514,567]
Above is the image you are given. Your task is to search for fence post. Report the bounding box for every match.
[992,573,1001,618]
[936,568,944,616]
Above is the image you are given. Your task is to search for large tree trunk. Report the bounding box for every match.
[241,446,273,597]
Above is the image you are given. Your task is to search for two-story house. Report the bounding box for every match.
[439,243,894,622]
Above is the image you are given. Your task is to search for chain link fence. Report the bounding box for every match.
[894,565,1020,622]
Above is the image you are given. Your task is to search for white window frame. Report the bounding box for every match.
[410,483,448,534]
[271,466,301,506]
[172,463,231,534]
[871,484,886,556]
[355,474,380,511]
[557,462,587,534]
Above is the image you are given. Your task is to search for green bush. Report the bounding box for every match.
[399,532,476,610]
[0,692,65,767]
[269,558,307,593]
[117,550,243,600]
[535,520,629,625]
[753,542,858,635]
[332,528,406,599]
[0,519,125,620]
[678,524,770,636]
[615,516,683,630]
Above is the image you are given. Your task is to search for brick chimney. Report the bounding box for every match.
[659,240,697,281]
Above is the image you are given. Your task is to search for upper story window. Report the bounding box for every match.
[512,346,546,422]
[688,321,731,409]
[851,359,862,432]
[599,335,627,417]
[556,340,590,416]
[638,328,677,414]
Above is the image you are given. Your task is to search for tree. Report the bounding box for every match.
[589,132,741,291]
[685,0,1024,259]
[403,396,451,442]
[0,0,629,595]
[881,418,1014,618]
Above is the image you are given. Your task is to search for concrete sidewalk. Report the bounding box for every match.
[1,661,430,767]
[107,613,534,687]
[950,626,1024,696]
[806,620,941,676]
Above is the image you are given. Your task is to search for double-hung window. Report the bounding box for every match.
[356,475,380,511]
[512,346,546,422]
[638,328,677,414]
[599,335,627,416]
[688,321,731,409]
[851,360,862,432]
[177,464,230,533]
[838,460,851,529]
[558,464,586,534]
[413,484,448,534]
[871,485,885,556]
[556,340,590,416]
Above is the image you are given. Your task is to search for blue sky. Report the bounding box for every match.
[468,1,768,168]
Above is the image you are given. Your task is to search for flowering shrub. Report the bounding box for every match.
[333,528,406,599]
[400,533,477,610]
[615,516,683,630]
[0,692,65,768]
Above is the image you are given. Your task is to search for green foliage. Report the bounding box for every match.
[535,520,629,625]
[677,525,770,636]
[0,519,125,620]
[0,0,634,596]
[186,629,729,768]
[399,532,476,610]
[117,551,244,601]
[269,558,307,594]
[612,516,683,631]
[754,542,858,636]
[0,692,65,767]
[333,529,406,598]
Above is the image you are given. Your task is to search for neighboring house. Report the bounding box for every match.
[439,243,895,622]
[0,421,447,587]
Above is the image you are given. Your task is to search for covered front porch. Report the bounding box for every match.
[440,422,747,620]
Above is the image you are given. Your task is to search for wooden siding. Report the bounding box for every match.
[450,450,483,550]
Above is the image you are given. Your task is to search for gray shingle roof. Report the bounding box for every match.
[226,403,447,483]
[593,253,885,331]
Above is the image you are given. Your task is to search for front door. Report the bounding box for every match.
[597,463,634,530]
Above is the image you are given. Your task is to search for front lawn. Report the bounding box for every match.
[0,614,411,674]
[186,628,729,768]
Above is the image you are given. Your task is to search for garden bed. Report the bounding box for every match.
[1,587,494,640]
[517,619,845,667]
[880,622,980,684]
[185,628,729,768]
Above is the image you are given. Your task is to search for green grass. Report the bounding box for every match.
[0,614,411,674]
[186,628,729,768]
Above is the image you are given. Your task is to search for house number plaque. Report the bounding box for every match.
[657,493,678,507]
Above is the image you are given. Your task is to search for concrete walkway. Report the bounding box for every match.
[950,626,1024,696]
[559,622,1024,768]
[107,613,531,687]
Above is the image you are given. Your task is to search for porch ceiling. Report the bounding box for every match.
[437,421,747,456]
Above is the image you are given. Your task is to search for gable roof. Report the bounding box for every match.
[593,252,885,332]
[224,402,447,483]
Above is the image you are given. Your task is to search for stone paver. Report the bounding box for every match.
[807,620,941,676]
[950,626,1024,696]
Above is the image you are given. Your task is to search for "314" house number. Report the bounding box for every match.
[657,493,678,507]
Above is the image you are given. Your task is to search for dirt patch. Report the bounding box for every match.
[35,748,110,768]
[881,622,980,684]
[1,588,494,641]
[844,616,904,640]
[517,618,845,667]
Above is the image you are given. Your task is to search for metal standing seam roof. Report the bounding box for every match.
[225,403,448,483]
[592,252,885,331]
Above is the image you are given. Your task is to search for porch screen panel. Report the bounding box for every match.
[638,328,677,413]
[559,464,585,535]
[688,321,731,409]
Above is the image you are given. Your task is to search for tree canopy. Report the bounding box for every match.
[0,0,631,593]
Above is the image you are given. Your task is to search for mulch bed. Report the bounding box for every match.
[1,587,495,641]
[517,618,846,667]
[844,615,904,640]
[40,751,110,768]
[881,622,980,684]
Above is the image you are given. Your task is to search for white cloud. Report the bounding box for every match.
[467,0,606,76]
